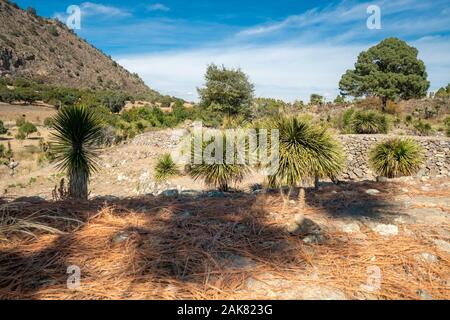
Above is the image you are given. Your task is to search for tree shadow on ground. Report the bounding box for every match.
[303,180,403,222]
[0,193,304,299]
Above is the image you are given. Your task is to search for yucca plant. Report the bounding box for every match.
[186,131,249,191]
[351,110,389,134]
[50,105,103,199]
[266,115,344,188]
[154,153,180,182]
[369,138,424,178]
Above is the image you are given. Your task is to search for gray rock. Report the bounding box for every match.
[415,252,438,264]
[160,189,179,197]
[370,224,399,236]
[341,222,361,233]
[207,191,225,198]
[111,232,130,244]
[365,189,380,195]
[287,217,323,236]
[416,289,433,300]
[180,190,202,198]
[432,239,450,254]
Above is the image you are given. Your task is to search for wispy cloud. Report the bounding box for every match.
[147,3,170,12]
[80,2,132,17]
[53,2,131,22]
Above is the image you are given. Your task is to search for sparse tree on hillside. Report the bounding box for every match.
[198,64,254,117]
[51,105,102,200]
[339,38,429,110]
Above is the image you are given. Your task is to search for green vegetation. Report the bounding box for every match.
[50,105,103,199]
[413,120,433,136]
[266,116,344,187]
[309,94,324,106]
[198,64,254,117]
[369,138,424,178]
[18,121,37,138]
[445,117,450,137]
[339,38,429,110]
[351,110,389,134]
[154,153,180,182]
[435,84,450,99]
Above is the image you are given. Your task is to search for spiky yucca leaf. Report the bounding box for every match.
[267,116,344,187]
[351,110,389,134]
[50,105,103,199]
[369,138,424,178]
[154,153,180,182]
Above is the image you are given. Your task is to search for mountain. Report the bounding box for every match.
[0,0,157,96]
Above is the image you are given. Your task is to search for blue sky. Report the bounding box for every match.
[14,0,450,101]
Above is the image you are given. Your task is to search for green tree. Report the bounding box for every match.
[309,94,324,105]
[435,83,450,99]
[339,38,429,110]
[198,64,254,117]
[50,105,103,199]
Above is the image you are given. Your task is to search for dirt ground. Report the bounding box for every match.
[0,105,449,300]
[0,177,448,299]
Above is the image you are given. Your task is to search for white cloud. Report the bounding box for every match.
[80,2,131,17]
[117,35,450,102]
[117,42,364,102]
[53,2,131,21]
[147,3,170,12]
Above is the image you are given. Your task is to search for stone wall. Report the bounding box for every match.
[338,134,450,181]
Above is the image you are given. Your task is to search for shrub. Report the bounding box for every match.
[369,138,424,178]
[187,131,250,191]
[15,131,26,140]
[154,153,180,182]
[445,117,450,137]
[19,121,37,137]
[16,116,26,127]
[413,120,433,136]
[0,120,7,134]
[266,116,344,187]
[351,110,389,134]
[43,117,54,127]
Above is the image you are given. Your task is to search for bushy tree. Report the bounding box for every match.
[18,121,37,137]
[339,38,429,110]
[309,94,324,105]
[198,64,254,117]
[0,120,7,134]
[435,84,450,99]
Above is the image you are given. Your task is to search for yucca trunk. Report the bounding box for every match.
[68,170,88,200]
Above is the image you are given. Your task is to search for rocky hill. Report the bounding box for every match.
[0,0,157,95]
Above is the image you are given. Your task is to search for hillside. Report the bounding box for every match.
[0,0,156,95]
